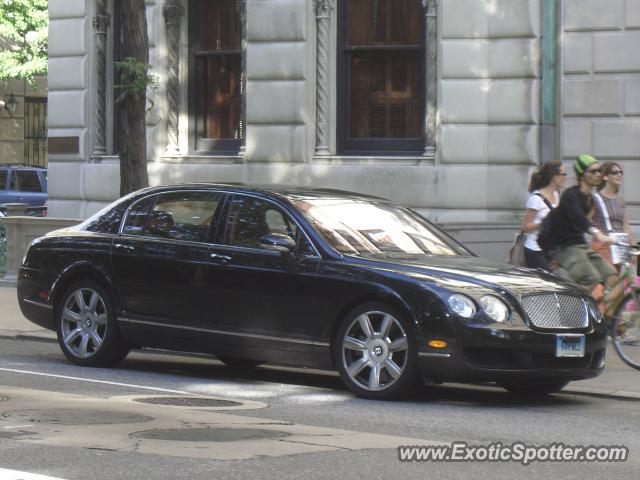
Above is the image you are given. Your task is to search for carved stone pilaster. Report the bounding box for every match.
[314,0,334,156]
[92,0,110,157]
[423,0,438,158]
[236,0,247,153]
[163,1,184,156]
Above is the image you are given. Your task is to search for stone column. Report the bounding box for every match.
[423,0,437,158]
[314,0,334,156]
[236,0,247,154]
[92,0,110,157]
[163,1,184,156]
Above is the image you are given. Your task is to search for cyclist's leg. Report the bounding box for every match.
[553,245,602,292]
[588,249,618,314]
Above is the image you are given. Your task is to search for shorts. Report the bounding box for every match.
[551,244,616,287]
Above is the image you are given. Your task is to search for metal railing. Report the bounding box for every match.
[0,221,6,276]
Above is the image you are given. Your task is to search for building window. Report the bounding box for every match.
[24,98,48,167]
[338,0,425,155]
[189,0,244,153]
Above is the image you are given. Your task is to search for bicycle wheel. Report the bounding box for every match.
[611,290,640,370]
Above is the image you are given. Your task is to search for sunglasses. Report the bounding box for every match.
[585,168,602,175]
[608,170,624,176]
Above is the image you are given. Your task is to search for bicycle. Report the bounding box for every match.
[599,247,640,370]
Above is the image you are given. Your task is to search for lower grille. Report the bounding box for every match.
[465,348,597,370]
[521,294,589,329]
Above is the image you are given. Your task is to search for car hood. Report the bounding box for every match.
[346,252,582,297]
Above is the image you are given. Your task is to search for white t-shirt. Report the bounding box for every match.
[524,190,559,251]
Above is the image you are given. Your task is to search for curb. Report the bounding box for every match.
[2,330,639,402]
[561,387,640,401]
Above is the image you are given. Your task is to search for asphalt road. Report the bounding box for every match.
[0,337,638,480]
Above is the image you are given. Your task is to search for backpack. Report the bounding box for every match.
[537,206,559,253]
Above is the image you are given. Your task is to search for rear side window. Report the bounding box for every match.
[122,196,155,236]
[0,169,6,189]
[10,171,42,192]
[141,191,223,242]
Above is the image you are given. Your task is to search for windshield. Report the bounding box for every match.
[291,197,471,256]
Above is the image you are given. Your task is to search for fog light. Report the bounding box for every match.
[428,340,447,348]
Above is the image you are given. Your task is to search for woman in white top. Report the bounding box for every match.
[522,161,567,270]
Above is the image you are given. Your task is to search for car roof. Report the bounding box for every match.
[132,183,390,203]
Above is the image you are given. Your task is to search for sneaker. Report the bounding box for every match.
[618,334,639,346]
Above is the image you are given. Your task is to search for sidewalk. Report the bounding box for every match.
[1,284,638,400]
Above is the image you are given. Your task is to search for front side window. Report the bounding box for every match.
[338,0,425,154]
[189,0,244,153]
[0,169,7,189]
[224,195,315,255]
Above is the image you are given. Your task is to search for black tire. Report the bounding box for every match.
[55,280,129,367]
[333,302,419,400]
[217,357,264,369]
[499,381,569,396]
[611,291,640,370]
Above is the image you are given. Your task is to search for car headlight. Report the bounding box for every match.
[479,295,509,323]
[588,299,602,323]
[448,294,476,318]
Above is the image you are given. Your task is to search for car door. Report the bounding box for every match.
[201,194,328,351]
[111,190,225,346]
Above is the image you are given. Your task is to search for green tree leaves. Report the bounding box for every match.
[0,0,48,81]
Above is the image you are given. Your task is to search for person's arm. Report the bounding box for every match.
[623,211,635,246]
[562,189,612,244]
[522,208,539,233]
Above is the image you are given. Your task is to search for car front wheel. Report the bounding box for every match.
[334,303,419,399]
[56,280,129,367]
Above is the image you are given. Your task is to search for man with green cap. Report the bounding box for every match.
[545,154,617,298]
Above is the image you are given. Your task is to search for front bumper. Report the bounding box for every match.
[417,325,608,384]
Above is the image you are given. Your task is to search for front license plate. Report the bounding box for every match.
[555,334,585,357]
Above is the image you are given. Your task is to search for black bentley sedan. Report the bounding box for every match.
[18,184,607,399]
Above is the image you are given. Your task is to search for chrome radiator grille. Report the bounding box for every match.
[520,294,589,329]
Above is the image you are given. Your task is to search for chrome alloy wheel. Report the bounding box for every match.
[341,310,409,392]
[60,288,108,359]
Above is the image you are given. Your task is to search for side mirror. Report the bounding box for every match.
[260,233,296,253]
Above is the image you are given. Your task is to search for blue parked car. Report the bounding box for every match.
[0,165,48,208]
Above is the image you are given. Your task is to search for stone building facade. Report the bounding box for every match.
[46,0,639,245]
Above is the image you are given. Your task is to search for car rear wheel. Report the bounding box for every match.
[56,280,129,367]
[499,381,569,396]
[334,303,419,399]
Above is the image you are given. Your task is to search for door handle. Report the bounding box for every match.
[114,243,135,253]
[209,253,232,263]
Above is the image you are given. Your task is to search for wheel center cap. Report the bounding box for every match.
[368,340,388,361]
[84,318,92,328]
